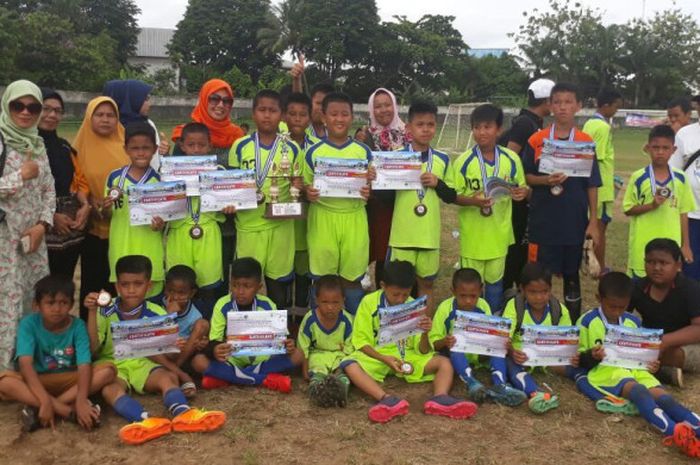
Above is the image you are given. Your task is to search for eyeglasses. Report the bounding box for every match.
[9,101,43,115]
[208,95,234,107]
[42,106,64,115]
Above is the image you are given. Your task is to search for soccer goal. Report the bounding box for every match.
[436,103,489,154]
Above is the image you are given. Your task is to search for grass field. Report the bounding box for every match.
[1,126,697,465]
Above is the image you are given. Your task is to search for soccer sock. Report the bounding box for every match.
[490,356,507,386]
[113,394,147,423]
[506,358,538,396]
[163,388,190,417]
[563,272,581,322]
[573,373,606,402]
[254,354,295,376]
[656,394,700,428]
[484,280,504,313]
[265,277,292,310]
[628,383,675,436]
[343,286,365,316]
[450,352,477,385]
[204,360,264,385]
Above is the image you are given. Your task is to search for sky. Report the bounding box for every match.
[136,0,700,49]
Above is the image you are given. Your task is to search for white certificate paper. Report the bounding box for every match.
[199,170,258,212]
[313,157,368,198]
[128,181,188,226]
[371,151,422,190]
[226,310,288,357]
[601,325,662,370]
[377,296,427,347]
[538,139,596,178]
[451,312,511,357]
[160,156,218,196]
[111,314,180,360]
[521,325,580,367]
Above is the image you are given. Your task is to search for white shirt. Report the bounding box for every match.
[670,123,700,219]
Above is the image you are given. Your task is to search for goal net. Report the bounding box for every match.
[436,103,489,154]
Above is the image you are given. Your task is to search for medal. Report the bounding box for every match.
[110,165,153,202]
[550,184,564,196]
[414,203,428,216]
[254,132,280,206]
[108,187,122,200]
[401,361,414,375]
[480,206,493,217]
[475,145,500,211]
[658,187,671,198]
[256,190,266,204]
[413,145,433,217]
[97,291,112,307]
[648,165,675,200]
[189,225,203,239]
[187,197,203,240]
[397,338,413,375]
[546,125,574,198]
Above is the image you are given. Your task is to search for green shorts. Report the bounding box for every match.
[308,351,346,375]
[295,218,307,252]
[166,222,223,288]
[237,220,295,281]
[460,256,506,284]
[388,247,439,279]
[295,250,309,276]
[116,358,163,394]
[342,347,435,384]
[588,365,660,395]
[307,206,369,281]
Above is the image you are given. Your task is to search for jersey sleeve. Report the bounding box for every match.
[73,319,92,366]
[208,300,227,342]
[228,140,241,169]
[445,155,467,193]
[96,312,113,359]
[502,300,518,339]
[14,317,35,359]
[558,304,572,326]
[302,148,315,186]
[513,155,526,187]
[297,313,312,359]
[428,301,449,347]
[343,317,354,355]
[622,173,640,212]
[351,298,377,350]
[577,317,593,352]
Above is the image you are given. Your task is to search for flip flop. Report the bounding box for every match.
[181,382,197,398]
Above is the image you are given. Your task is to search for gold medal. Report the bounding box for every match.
[414,203,428,217]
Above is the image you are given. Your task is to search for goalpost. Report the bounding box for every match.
[436,103,489,154]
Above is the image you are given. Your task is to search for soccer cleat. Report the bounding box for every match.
[487,384,528,407]
[368,396,410,423]
[20,406,40,433]
[424,395,478,420]
[261,373,292,393]
[118,417,172,445]
[595,396,639,416]
[663,422,700,458]
[201,376,232,390]
[528,391,559,414]
[464,379,488,404]
[171,408,226,434]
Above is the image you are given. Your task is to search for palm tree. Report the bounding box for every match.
[257,0,304,57]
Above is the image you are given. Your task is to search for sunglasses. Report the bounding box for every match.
[9,100,43,115]
[208,95,234,107]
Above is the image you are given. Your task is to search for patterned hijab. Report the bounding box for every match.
[367,88,409,151]
[0,80,45,155]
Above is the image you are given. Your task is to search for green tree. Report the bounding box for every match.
[257,0,304,57]
[0,7,20,84]
[471,54,529,103]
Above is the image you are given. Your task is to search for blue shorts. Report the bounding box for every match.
[528,243,582,276]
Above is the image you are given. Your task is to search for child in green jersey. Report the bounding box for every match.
[623,125,695,277]
[84,255,226,445]
[341,261,477,423]
[577,272,700,458]
[298,275,353,407]
[447,104,528,311]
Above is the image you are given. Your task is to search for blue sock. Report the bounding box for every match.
[204,360,265,385]
[656,394,700,428]
[490,356,507,386]
[450,352,477,385]
[484,280,504,312]
[113,395,147,423]
[253,354,295,376]
[628,384,675,436]
[343,287,365,315]
[506,358,538,396]
[163,388,190,417]
[574,374,605,402]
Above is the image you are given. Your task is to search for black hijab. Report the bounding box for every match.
[39,88,76,197]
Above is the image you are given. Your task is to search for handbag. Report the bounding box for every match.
[45,194,86,251]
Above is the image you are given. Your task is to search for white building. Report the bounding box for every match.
[127,27,180,90]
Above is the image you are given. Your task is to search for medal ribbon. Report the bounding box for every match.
[187,197,201,224]
[593,113,608,122]
[230,296,257,312]
[548,124,575,142]
[474,145,500,197]
[254,133,280,191]
[596,307,622,330]
[381,293,408,359]
[647,164,675,198]
[117,165,154,192]
[103,298,147,318]
[407,144,433,203]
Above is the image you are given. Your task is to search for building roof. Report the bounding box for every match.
[135,28,174,58]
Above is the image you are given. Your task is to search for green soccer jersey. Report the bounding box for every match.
[502,298,572,351]
[583,117,615,203]
[305,125,325,144]
[446,145,526,260]
[168,197,224,229]
[577,308,641,353]
[302,138,372,213]
[429,296,491,348]
[389,147,450,250]
[105,167,164,283]
[297,309,354,360]
[209,293,278,367]
[623,166,696,275]
[229,133,301,232]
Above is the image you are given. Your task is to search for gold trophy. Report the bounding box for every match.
[263,132,306,219]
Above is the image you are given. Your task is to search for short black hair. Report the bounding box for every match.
[34,275,75,303]
[253,89,282,110]
[315,275,344,298]
[116,255,153,280]
[408,101,438,122]
[596,89,623,108]
[322,92,353,113]
[648,124,675,144]
[598,271,634,300]
[180,122,210,142]
[527,91,548,108]
[124,121,156,146]
[645,238,682,262]
[382,261,416,290]
[230,257,262,282]
[471,103,504,128]
[667,97,692,113]
[551,82,581,102]
[452,268,483,289]
[519,263,552,287]
[310,83,335,99]
[165,265,198,290]
[284,92,312,113]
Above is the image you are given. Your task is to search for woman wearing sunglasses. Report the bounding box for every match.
[0,80,57,371]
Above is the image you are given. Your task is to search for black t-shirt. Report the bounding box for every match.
[498,109,543,153]
[630,274,700,334]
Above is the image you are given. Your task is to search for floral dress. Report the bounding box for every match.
[0,145,55,370]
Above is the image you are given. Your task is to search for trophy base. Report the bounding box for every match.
[264,202,306,220]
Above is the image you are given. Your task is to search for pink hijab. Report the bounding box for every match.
[367,88,410,151]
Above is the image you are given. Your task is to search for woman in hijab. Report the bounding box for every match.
[38,88,90,279]
[73,96,129,320]
[0,80,56,371]
[361,88,410,286]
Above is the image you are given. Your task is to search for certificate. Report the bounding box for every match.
[160,156,218,196]
[601,325,662,370]
[451,312,511,357]
[313,157,368,198]
[371,151,422,190]
[128,181,188,226]
[521,325,580,367]
[484,177,515,199]
[226,310,288,357]
[377,296,427,347]
[111,314,180,360]
[199,170,258,212]
[538,139,596,177]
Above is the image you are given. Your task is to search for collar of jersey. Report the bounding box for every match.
[525,302,551,325]
[312,307,343,335]
[252,132,277,150]
[324,137,353,150]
